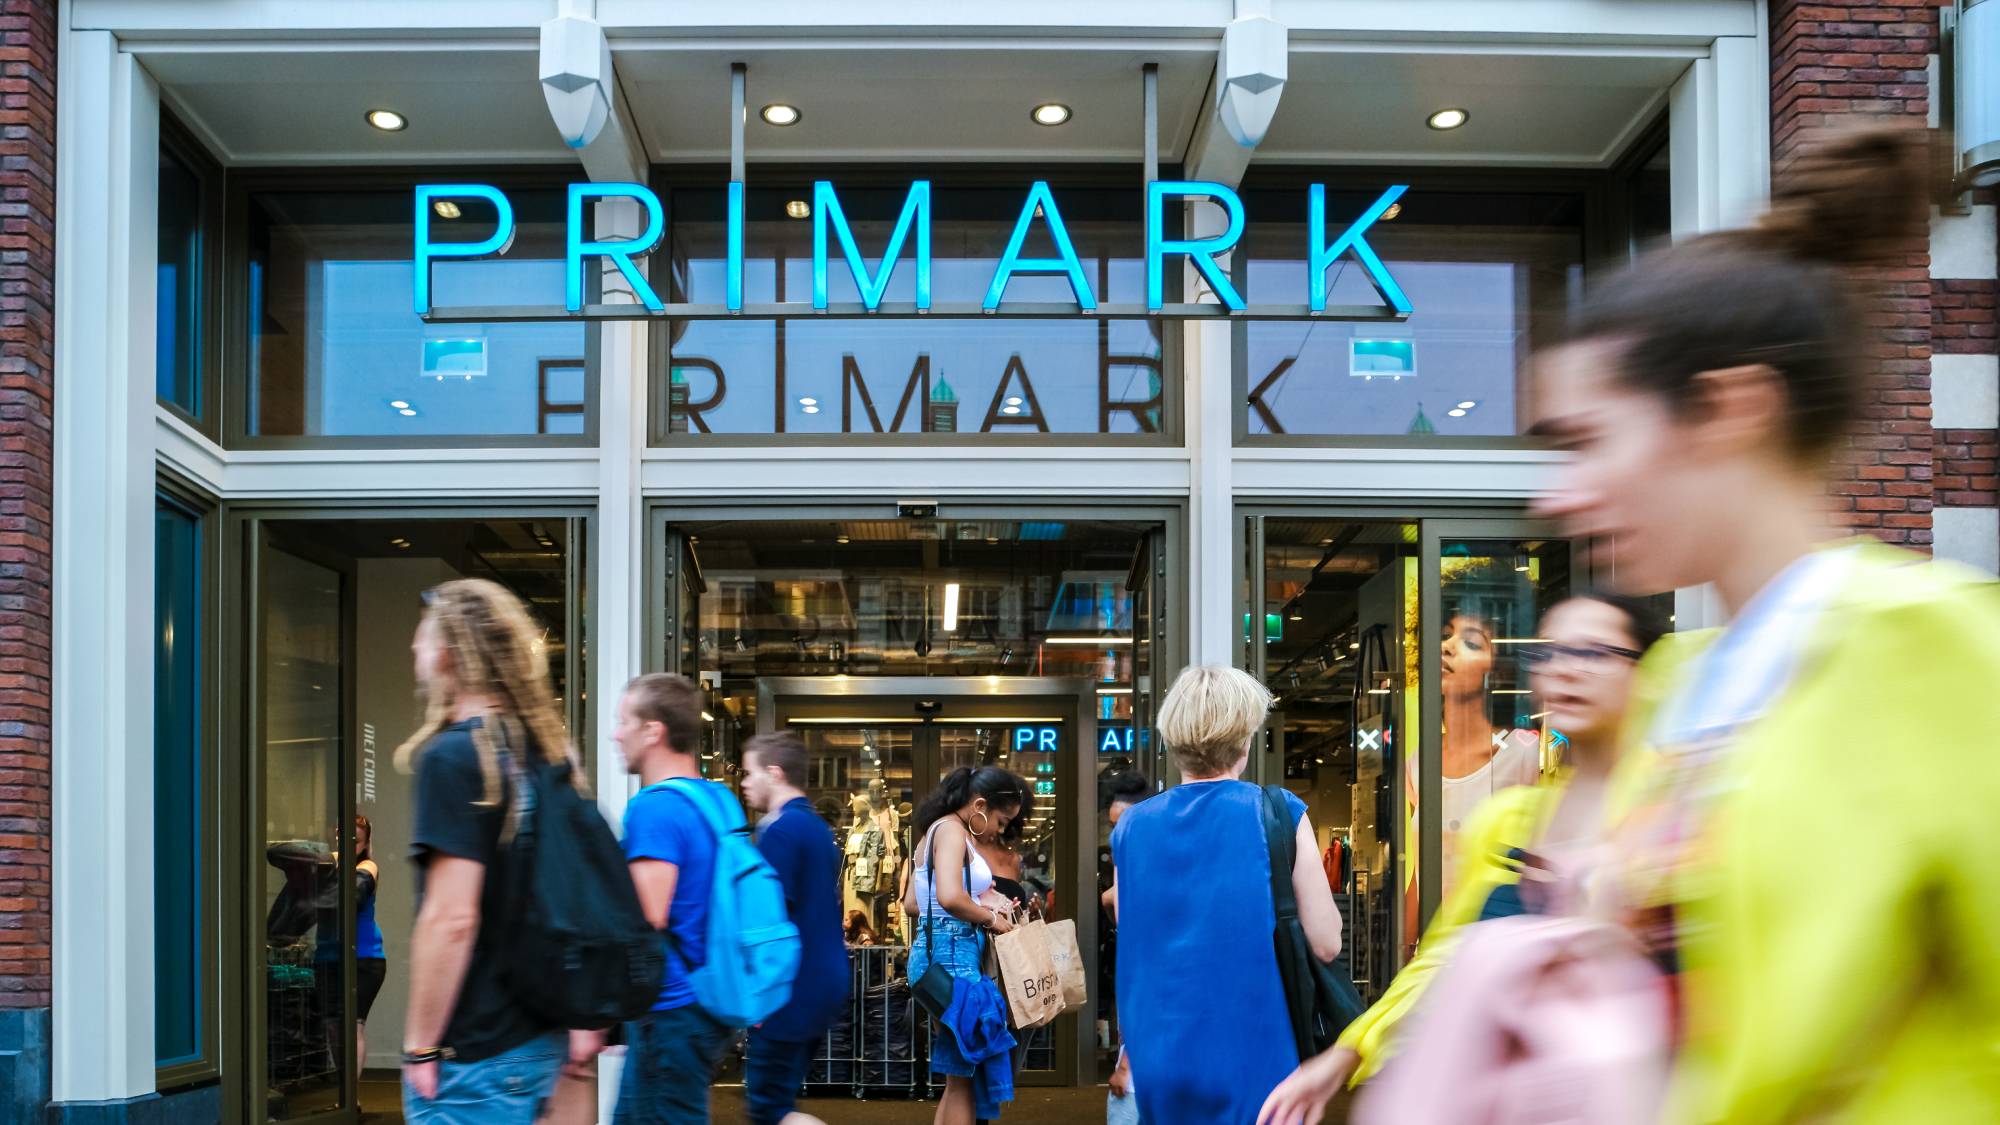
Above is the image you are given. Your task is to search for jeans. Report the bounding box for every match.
[615,1003,731,1124]
[743,1030,815,1125]
[403,1032,563,1125]
[1107,1090,1142,1125]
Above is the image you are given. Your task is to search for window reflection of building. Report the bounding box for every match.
[658,181,1168,438]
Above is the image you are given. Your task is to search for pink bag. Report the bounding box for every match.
[1353,915,1671,1125]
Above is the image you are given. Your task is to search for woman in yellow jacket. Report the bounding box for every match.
[1267,127,2000,1125]
[1322,591,1665,1089]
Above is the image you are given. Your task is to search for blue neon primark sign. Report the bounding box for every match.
[412,179,1412,321]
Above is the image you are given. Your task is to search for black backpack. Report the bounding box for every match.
[1261,784,1368,1060]
[497,739,665,1029]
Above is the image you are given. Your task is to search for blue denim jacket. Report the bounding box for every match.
[940,975,1016,1118]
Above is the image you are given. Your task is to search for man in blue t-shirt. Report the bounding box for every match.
[595,672,732,1122]
[739,733,851,1125]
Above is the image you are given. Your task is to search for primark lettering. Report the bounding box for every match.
[411,179,1414,317]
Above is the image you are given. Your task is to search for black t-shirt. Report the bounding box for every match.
[409,717,553,1061]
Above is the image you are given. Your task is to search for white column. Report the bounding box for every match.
[1185,201,1238,667]
[590,199,648,1121]
[1667,32,1770,629]
[52,33,159,1102]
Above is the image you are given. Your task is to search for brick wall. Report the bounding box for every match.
[0,0,55,1009]
[1771,0,1944,549]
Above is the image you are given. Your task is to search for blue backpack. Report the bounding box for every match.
[662,779,801,1027]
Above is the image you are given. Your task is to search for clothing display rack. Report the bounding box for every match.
[809,945,940,1098]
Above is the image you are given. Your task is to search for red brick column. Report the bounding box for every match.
[1770,0,1940,548]
[0,0,56,1011]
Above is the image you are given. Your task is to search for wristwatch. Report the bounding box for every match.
[402,1047,456,1066]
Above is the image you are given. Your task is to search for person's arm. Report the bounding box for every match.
[629,859,679,931]
[402,856,483,1100]
[930,819,1011,933]
[1100,878,1118,924]
[1292,815,1342,963]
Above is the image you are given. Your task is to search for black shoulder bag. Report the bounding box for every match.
[912,825,958,1020]
[1262,784,1367,1061]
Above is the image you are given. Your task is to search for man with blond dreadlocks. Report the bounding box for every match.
[398,578,572,1124]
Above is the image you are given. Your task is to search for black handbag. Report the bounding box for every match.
[1262,784,1368,1061]
[912,827,958,1020]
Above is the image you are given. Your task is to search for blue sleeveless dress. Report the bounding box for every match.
[1111,780,1305,1125]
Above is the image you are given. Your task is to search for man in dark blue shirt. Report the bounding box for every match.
[739,733,851,1125]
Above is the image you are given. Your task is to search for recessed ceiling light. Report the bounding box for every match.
[432,200,461,220]
[761,103,802,127]
[1005,396,1023,407]
[785,199,810,219]
[798,397,818,407]
[1031,103,1072,127]
[1349,642,1361,650]
[365,108,408,132]
[1447,408,1468,417]
[1002,406,1022,415]
[1289,614,1303,622]
[1381,202,1403,220]
[1456,400,1477,410]
[836,535,850,545]
[1427,107,1469,131]
[399,408,418,416]
[802,405,820,415]
[389,400,410,409]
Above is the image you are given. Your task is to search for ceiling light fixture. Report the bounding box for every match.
[1447,408,1468,418]
[432,200,461,220]
[785,199,811,219]
[1381,202,1403,220]
[1427,107,1469,131]
[388,400,410,410]
[1096,687,1133,695]
[398,408,418,417]
[942,582,961,633]
[1045,636,1133,646]
[365,108,408,132]
[761,103,802,127]
[798,397,818,407]
[836,535,850,545]
[802,405,820,415]
[1456,400,1477,410]
[1031,103,1072,127]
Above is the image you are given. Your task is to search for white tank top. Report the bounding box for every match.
[914,820,993,915]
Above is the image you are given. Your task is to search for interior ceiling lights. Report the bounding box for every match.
[785,199,811,219]
[1031,103,1073,126]
[365,108,408,132]
[1426,107,1469,130]
[761,103,802,126]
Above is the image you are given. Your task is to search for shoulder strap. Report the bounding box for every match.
[661,777,740,841]
[1261,785,1300,921]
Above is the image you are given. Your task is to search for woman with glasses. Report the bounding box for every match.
[1260,592,1665,1117]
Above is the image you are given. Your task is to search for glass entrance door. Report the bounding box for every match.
[256,530,356,1122]
[760,678,1094,1089]
[1241,514,1585,998]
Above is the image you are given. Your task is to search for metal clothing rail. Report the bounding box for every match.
[809,944,939,1098]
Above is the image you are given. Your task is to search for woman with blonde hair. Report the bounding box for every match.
[1109,665,1344,1124]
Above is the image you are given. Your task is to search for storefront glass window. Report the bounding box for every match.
[245,188,589,439]
[656,182,1170,439]
[158,144,205,415]
[155,497,206,1068]
[1237,184,1585,439]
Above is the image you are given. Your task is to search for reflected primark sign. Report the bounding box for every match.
[411,179,1414,322]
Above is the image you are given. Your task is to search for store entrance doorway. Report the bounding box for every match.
[760,676,1099,1090]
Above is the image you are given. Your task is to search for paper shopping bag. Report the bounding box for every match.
[993,917,1065,1029]
[1044,918,1089,1008]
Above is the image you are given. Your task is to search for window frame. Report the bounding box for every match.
[154,472,223,1088]
[1229,164,1615,449]
[645,162,1186,448]
[220,165,600,450]
[156,110,225,437]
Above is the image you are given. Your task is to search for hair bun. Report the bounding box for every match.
[1753,124,1928,268]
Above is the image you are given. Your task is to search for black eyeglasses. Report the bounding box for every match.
[1520,642,1643,675]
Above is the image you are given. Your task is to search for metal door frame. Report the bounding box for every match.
[757,675,1098,1087]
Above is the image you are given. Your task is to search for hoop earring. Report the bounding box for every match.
[968,809,992,836]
